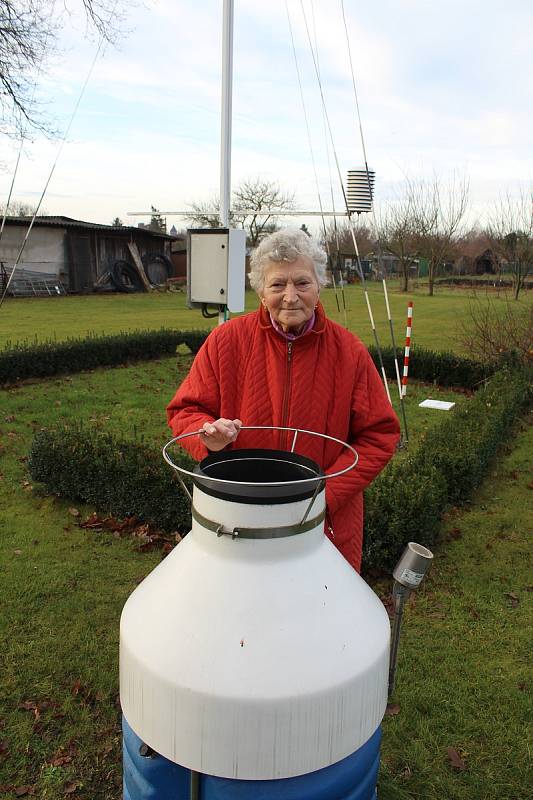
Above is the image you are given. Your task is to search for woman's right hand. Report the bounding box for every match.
[199,418,242,451]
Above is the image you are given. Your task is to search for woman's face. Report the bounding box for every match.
[261,257,320,334]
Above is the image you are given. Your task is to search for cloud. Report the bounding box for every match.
[1,0,531,228]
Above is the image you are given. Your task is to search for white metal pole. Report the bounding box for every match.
[220,0,234,229]
[219,0,234,325]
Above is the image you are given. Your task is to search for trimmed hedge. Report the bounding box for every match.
[2,327,492,389]
[28,428,195,535]
[368,345,491,390]
[28,367,531,571]
[0,329,208,384]
[362,367,532,568]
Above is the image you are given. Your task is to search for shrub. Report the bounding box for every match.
[457,298,532,368]
[2,327,494,389]
[0,329,208,384]
[28,368,531,571]
[28,427,195,535]
[369,345,492,390]
[362,367,532,570]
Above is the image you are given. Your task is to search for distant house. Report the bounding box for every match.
[0,216,173,293]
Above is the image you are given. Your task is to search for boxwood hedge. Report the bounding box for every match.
[362,367,531,568]
[0,329,207,384]
[28,367,531,571]
[29,428,195,535]
[2,328,492,389]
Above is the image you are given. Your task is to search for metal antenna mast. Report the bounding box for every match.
[218,0,234,325]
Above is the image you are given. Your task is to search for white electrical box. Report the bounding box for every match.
[187,228,246,312]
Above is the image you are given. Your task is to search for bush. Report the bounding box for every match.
[458,298,532,368]
[2,327,494,389]
[0,329,208,384]
[369,345,492,390]
[28,426,195,535]
[28,368,531,571]
[362,367,532,570]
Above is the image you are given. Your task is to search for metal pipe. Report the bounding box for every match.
[190,769,201,800]
[388,542,433,699]
[387,582,409,697]
[220,0,234,229]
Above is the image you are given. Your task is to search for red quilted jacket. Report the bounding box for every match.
[167,303,400,571]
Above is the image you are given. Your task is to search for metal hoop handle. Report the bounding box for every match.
[163,425,358,492]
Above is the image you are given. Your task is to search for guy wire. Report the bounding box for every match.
[285,0,342,318]
[0,17,112,311]
[0,0,58,244]
[310,0,347,323]
[299,0,391,402]
[340,0,408,432]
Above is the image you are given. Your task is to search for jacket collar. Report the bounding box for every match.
[258,300,327,337]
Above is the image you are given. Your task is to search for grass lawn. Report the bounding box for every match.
[0,301,531,798]
[2,281,530,353]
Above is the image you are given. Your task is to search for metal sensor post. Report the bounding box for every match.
[388,542,433,698]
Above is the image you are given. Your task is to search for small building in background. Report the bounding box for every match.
[169,233,187,281]
[0,216,173,295]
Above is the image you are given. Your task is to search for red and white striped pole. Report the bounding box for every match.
[402,301,413,398]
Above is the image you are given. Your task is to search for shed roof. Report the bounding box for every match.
[2,215,172,239]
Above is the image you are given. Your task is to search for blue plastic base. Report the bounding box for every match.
[123,716,380,800]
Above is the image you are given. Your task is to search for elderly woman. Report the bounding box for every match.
[167,229,399,572]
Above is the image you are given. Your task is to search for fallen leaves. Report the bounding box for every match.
[385,703,401,716]
[17,698,64,732]
[78,512,182,552]
[49,739,78,768]
[447,527,463,541]
[71,679,104,707]
[380,593,395,619]
[505,592,520,608]
[446,746,467,771]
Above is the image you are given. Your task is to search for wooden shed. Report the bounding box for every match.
[0,216,173,294]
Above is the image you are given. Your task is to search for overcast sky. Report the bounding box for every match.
[0,0,531,232]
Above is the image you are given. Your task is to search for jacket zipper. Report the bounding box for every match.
[280,340,293,449]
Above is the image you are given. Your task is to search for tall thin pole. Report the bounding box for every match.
[220,0,234,229]
[219,0,234,325]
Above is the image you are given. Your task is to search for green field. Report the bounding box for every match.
[0,289,531,799]
[3,281,529,353]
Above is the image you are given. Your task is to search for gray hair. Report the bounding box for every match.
[249,228,328,293]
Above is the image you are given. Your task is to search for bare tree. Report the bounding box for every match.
[376,196,418,292]
[0,198,45,216]
[185,195,222,229]
[324,219,374,260]
[458,297,532,367]
[410,174,469,296]
[186,178,295,246]
[486,191,533,300]
[232,178,295,246]
[0,1,127,137]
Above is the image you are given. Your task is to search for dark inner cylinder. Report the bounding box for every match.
[194,448,324,504]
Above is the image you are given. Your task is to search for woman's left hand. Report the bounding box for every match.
[199,418,242,451]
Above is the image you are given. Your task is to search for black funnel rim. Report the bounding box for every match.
[194,448,324,505]
[162,426,358,504]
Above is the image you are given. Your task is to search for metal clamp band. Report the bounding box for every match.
[192,505,326,540]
